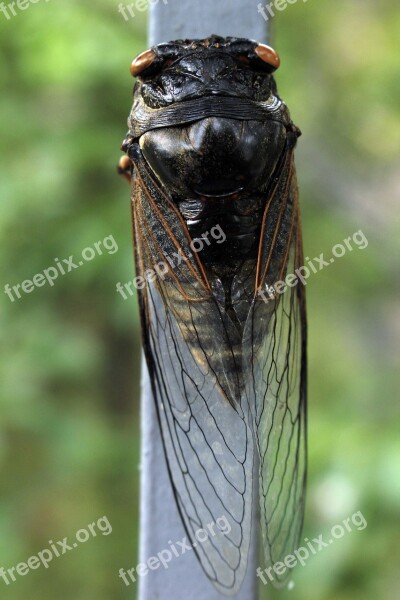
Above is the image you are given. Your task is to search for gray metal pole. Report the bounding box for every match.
[139,2,270,598]
[150,0,269,44]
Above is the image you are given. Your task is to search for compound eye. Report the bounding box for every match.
[130,49,157,77]
[255,44,280,71]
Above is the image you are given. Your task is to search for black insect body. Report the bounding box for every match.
[119,35,307,595]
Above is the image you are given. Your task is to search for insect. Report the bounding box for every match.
[119,35,307,595]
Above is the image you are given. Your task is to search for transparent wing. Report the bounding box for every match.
[242,164,307,586]
[131,145,254,595]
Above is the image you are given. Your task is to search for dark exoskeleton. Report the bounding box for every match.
[119,35,307,596]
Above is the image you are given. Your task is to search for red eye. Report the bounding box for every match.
[130,49,157,77]
[118,155,131,170]
[255,44,280,71]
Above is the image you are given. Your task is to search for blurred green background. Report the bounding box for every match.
[0,1,399,599]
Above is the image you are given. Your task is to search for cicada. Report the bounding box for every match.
[119,35,307,595]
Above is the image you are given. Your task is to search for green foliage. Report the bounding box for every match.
[0,1,398,599]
